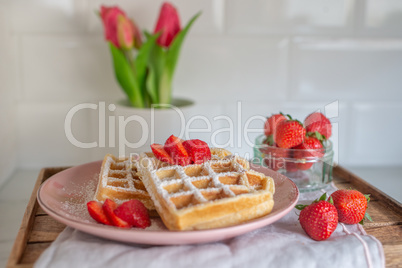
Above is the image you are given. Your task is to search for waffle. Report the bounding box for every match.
[94,154,156,213]
[138,153,275,231]
[210,147,233,160]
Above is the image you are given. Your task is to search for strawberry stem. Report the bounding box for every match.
[295,204,308,210]
[318,193,327,202]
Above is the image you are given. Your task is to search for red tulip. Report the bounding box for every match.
[129,19,143,49]
[154,2,181,48]
[100,6,142,49]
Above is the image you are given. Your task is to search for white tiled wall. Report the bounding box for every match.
[1,0,402,183]
[0,6,17,186]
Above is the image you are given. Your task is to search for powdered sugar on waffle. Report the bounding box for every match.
[140,154,262,210]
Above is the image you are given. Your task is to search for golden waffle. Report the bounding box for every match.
[138,153,275,231]
[210,147,233,160]
[94,154,155,212]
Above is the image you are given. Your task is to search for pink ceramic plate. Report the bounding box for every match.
[37,160,299,245]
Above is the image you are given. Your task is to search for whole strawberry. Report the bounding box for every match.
[330,189,372,225]
[264,113,287,136]
[261,145,288,171]
[274,119,306,148]
[304,112,332,139]
[296,193,338,241]
[294,136,324,170]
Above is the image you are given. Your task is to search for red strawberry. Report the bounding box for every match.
[182,139,211,164]
[330,189,372,225]
[293,136,324,170]
[151,143,174,164]
[304,112,332,139]
[164,135,191,166]
[102,199,130,228]
[296,193,338,241]
[87,201,112,225]
[264,113,287,136]
[285,159,298,172]
[114,200,151,229]
[274,120,306,148]
[261,145,287,171]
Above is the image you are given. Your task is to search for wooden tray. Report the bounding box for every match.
[7,165,402,268]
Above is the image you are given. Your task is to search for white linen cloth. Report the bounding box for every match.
[34,183,385,268]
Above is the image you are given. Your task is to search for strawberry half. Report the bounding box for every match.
[274,119,306,149]
[182,139,211,164]
[87,200,112,226]
[164,135,191,166]
[151,143,174,164]
[330,189,372,225]
[114,199,151,229]
[296,193,338,241]
[102,199,130,228]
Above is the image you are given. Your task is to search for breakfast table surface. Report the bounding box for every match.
[6,165,402,268]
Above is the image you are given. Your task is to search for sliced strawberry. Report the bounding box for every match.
[164,135,191,166]
[151,143,174,164]
[114,199,151,229]
[87,200,112,225]
[102,199,131,228]
[182,139,211,164]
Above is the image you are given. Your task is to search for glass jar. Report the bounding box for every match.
[253,134,334,192]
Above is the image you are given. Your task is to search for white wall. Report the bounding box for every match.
[0,5,17,186]
[1,0,402,182]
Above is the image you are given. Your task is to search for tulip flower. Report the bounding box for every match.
[99,3,199,108]
[117,15,134,49]
[129,19,143,49]
[100,6,142,49]
[154,2,181,48]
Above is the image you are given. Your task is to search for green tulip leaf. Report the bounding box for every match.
[146,65,158,104]
[135,32,159,92]
[159,12,200,104]
[148,42,167,104]
[109,43,144,108]
[166,12,201,77]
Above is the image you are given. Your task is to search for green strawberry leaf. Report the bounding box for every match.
[264,135,275,146]
[318,193,327,202]
[364,194,371,203]
[365,212,373,222]
[307,131,327,142]
[295,119,303,126]
[295,204,308,211]
[279,112,291,120]
[359,212,373,225]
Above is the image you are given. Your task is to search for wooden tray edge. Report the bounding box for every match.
[7,168,46,268]
[6,167,70,268]
[333,165,402,213]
